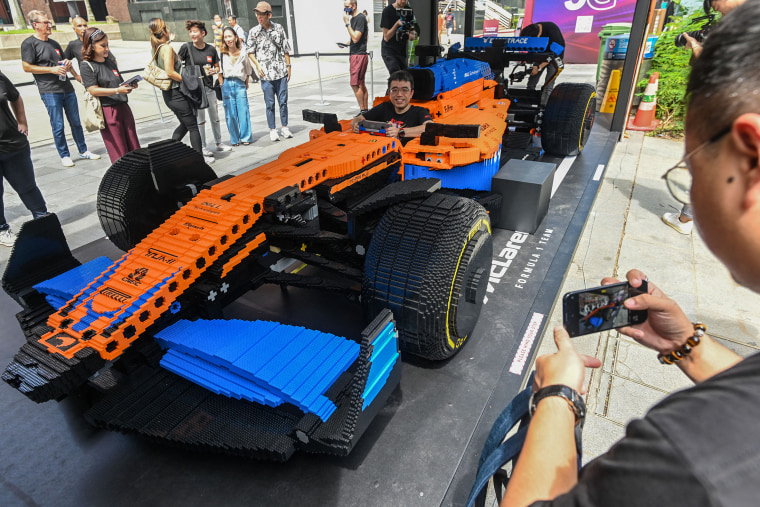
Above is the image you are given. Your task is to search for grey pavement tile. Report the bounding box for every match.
[604,374,671,426]
[616,236,697,294]
[612,336,692,392]
[698,312,760,351]
[580,414,626,465]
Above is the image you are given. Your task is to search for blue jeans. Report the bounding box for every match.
[261,76,288,130]
[222,78,253,145]
[0,145,48,228]
[40,91,87,158]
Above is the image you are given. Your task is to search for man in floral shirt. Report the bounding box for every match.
[247,1,293,142]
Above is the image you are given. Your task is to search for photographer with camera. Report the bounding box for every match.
[496,4,760,506]
[381,0,417,74]
[663,0,745,235]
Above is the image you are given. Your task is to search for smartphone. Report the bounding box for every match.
[562,280,648,337]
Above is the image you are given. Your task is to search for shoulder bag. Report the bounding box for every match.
[179,42,208,110]
[213,54,223,102]
[143,43,173,91]
[82,61,105,132]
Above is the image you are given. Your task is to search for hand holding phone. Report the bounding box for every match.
[563,280,648,337]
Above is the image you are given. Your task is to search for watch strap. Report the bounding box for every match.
[529,384,586,424]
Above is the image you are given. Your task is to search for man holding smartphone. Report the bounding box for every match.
[501,3,760,505]
[343,0,369,115]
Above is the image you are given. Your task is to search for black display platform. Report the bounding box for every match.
[0,120,618,507]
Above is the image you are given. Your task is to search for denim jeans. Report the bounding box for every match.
[0,145,48,227]
[222,78,253,145]
[197,86,223,148]
[260,76,288,130]
[39,91,87,158]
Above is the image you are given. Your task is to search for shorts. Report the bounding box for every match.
[350,54,369,86]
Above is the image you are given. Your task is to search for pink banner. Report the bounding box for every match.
[530,0,637,64]
[483,19,500,36]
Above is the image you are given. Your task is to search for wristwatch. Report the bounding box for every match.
[529,385,586,425]
[398,128,405,139]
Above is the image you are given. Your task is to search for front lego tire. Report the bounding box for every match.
[362,194,492,361]
[541,83,596,157]
[96,144,216,251]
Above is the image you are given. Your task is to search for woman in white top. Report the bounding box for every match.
[218,27,254,146]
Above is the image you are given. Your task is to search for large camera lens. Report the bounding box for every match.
[675,29,705,48]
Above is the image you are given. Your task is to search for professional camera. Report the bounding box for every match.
[396,7,415,42]
[674,14,716,48]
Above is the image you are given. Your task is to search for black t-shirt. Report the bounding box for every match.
[80,58,128,107]
[381,4,409,57]
[363,102,432,145]
[539,22,565,57]
[350,14,368,55]
[0,71,29,154]
[64,38,83,64]
[530,351,760,506]
[178,42,219,88]
[20,36,75,94]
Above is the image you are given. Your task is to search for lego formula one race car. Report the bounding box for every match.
[1,38,595,461]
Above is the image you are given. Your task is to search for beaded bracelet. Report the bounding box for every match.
[658,322,706,365]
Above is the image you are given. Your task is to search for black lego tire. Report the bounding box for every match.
[97,147,215,252]
[363,193,493,361]
[541,83,596,157]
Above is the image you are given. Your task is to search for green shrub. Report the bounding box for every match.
[640,11,720,136]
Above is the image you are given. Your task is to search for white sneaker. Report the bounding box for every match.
[662,212,693,235]
[0,227,16,247]
[202,147,214,157]
[79,151,101,160]
[61,156,75,167]
[216,143,233,152]
[204,155,216,164]
[270,129,280,142]
[280,126,293,139]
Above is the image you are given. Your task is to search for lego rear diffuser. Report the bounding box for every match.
[1,42,596,460]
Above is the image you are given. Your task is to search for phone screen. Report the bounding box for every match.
[562,281,647,337]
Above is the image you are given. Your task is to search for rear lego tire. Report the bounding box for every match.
[362,193,492,361]
[542,83,596,157]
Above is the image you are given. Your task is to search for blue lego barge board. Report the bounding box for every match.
[33,256,113,310]
[155,319,361,421]
[405,146,502,191]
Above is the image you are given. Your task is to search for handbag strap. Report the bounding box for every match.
[151,43,167,63]
[185,42,197,66]
[465,371,583,507]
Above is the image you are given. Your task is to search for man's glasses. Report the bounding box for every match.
[34,21,52,26]
[254,10,271,16]
[661,125,731,204]
[390,87,412,95]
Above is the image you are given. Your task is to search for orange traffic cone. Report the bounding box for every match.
[627,72,661,131]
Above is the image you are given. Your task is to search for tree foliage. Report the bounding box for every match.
[639,11,720,136]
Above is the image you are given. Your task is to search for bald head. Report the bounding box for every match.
[72,16,88,39]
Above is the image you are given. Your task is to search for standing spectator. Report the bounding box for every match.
[219,27,254,146]
[438,10,445,45]
[247,1,293,142]
[381,0,417,74]
[228,15,247,44]
[147,18,212,164]
[445,8,456,45]
[21,10,100,168]
[79,27,141,164]
[343,0,369,115]
[178,20,232,160]
[363,10,371,33]
[520,22,565,105]
[63,16,87,73]
[212,14,224,54]
[0,70,48,247]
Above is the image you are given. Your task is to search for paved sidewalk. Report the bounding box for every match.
[534,131,760,463]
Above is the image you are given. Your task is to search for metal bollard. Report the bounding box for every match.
[152,85,171,123]
[315,51,330,106]
[369,50,374,101]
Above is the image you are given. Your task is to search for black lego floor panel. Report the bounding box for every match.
[0,120,618,507]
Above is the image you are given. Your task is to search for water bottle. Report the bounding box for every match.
[59,61,67,81]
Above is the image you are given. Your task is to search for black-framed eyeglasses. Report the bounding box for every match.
[661,125,731,204]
